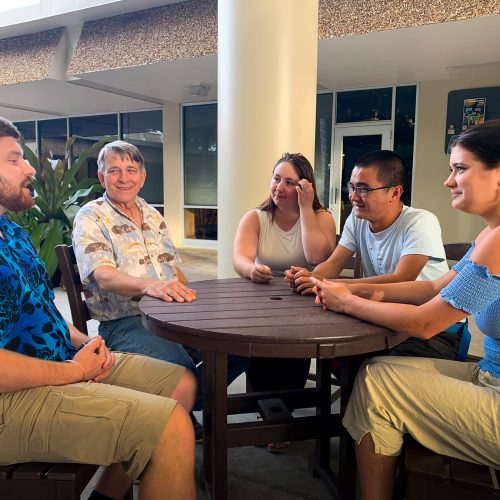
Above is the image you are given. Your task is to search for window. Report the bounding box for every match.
[69,114,118,181]
[183,104,217,240]
[121,110,163,206]
[314,93,333,207]
[336,88,393,123]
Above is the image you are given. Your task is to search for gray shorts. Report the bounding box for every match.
[0,352,184,480]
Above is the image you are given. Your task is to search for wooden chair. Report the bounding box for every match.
[55,244,91,334]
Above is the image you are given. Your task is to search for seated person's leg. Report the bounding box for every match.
[99,316,197,373]
[0,366,195,499]
[343,356,500,480]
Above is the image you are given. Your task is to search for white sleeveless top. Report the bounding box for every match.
[255,209,311,276]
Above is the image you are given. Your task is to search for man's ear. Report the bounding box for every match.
[392,185,404,201]
[97,172,106,189]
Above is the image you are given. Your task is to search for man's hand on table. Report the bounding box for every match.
[310,277,353,313]
[284,266,320,295]
[144,278,197,303]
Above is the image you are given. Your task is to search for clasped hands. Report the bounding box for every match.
[144,278,197,303]
[284,266,352,313]
[71,336,115,382]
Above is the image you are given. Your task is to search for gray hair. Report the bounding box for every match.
[97,140,145,174]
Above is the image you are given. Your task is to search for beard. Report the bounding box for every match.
[0,175,34,212]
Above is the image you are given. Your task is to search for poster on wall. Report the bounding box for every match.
[462,98,486,130]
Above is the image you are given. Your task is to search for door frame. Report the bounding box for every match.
[330,123,393,228]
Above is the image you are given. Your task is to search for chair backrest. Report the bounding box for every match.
[55,244,91,334]
[336,234,363,279]
[444,242,470,262]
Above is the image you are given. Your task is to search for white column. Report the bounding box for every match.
[217,0,319,277]
[163,101,183,246]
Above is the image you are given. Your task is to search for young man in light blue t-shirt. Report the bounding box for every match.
[286,150,459,359]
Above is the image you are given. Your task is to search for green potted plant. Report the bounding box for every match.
[9,136,111,279]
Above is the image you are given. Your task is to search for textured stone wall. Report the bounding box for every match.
[0,28,63,86]
[318,0,500,38]
[68,0,217,75]
[1,0,499,82]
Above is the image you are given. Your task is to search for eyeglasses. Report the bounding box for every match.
[347,182,397,199]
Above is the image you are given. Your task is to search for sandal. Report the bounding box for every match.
[267,441,291,454]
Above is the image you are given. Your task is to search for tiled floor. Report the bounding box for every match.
[53,247,484,499]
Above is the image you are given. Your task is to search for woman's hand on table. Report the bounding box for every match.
[310,277,353,313]
[145,279,197,303]
[250,264,273,283]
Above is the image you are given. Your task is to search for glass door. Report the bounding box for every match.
[330,124,392,229]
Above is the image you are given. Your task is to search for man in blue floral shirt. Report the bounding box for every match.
[0,117,196,500]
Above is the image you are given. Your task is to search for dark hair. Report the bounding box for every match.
[0,117,20,140]
[450,119,500,169]
[258,152,327,220]
[354,149,405,186]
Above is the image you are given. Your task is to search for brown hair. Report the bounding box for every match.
[258,152,326,222]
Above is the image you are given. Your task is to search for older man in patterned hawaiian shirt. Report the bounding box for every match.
[73,141,249,421]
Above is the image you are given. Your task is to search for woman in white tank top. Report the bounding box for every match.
[233,152,336,452]
[233,153,336,281]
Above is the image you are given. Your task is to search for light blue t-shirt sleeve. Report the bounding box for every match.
[338,213,358,253]
[400,211,446,261]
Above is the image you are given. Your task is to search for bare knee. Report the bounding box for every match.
[153,405,194,462]
[171,369,197,412]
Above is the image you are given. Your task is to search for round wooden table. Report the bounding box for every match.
[140,278,406,500]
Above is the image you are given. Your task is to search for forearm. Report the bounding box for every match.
[313,259,341,279]
[233,254,255,279]
[68,322,90,348]
[0,349,83,393]
[300,209,334,264]
[342,294,465,337]
[93,267,159,297]
[346,280,439,305]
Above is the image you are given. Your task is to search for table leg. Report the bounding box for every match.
[202,350,214,489]
[202,350,228,500]
[308,358,342,500]
[339,356,363,500]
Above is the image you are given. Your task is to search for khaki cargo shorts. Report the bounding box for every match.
[0,352,184,480]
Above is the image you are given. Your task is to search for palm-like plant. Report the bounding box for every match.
[9,136,111,278]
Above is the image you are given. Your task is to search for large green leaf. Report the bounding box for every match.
[9,136,109,278]
[38,219,65,277]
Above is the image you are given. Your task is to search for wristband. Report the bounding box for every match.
[65,359,86,382]
[78,339,92,351]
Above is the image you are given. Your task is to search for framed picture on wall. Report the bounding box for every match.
[462,98,486,130]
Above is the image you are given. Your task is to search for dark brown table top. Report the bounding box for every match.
[139,277,407,359]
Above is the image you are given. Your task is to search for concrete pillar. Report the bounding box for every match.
[163,101,183,246]
[217,0,319,277]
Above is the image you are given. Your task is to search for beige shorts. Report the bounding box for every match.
[343,356,500,468]
[0,352,185,480]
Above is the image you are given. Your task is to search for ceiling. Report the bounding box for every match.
[1,12,499,123]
